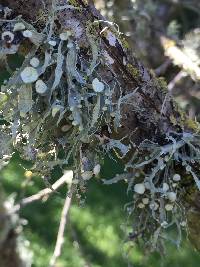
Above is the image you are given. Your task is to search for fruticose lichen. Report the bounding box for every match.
[104,131,200,251]
[0,6,120,199]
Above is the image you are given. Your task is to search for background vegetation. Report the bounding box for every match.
[1,153,200,267]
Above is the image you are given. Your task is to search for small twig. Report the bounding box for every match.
[11,170,73,213]
[168,70,187,91]
[161,36,200,80]
[154,59,172,76]
[160,92,171,115]
[49,188,73,267]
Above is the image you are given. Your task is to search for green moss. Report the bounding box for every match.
[127,63,140,79]
[68,0,85,7]
[156,77,168,92]
[172,101,200,131]
[184,118,200,132]
[68,0,79,5]
[0,93,8,109]
[119,36,130,50]
[169,114,179,126]
[169,99,189,130]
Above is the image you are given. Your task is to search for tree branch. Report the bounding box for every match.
[49,188,73,267]
[12,170,73,213]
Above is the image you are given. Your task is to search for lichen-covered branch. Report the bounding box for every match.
[1,0,200,253]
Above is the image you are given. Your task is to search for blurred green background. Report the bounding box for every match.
[1,154,200,267]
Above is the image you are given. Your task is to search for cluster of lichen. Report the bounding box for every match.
[0,1,134,209]
[100,131,200,252]
[0,11,114,192]
[104,131,200,251]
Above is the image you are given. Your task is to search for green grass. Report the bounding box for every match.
[0,154,200,267]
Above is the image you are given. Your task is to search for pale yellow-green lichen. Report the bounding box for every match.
[119,36,130,50]
[172,100,199,132]
[127,63,140,79]
[185,118,200,132]
[156,77,168,92]
[68,0,84,9]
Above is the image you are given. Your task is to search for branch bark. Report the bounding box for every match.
[12,170,73,213]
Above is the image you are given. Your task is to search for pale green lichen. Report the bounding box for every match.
[0,7,109,189]
[104,131,200,250]
[127,63,140,79]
